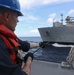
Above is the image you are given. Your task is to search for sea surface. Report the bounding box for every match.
[19,37,42,42]
[19,37,71,63]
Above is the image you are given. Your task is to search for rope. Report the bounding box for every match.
[33,47,41,54]
[66,47,74,64]
[32,41,50,54]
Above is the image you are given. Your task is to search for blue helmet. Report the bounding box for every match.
[0,0,23,16]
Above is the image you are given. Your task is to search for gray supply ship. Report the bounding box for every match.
[31,15,74,75]
[38,15,74,44]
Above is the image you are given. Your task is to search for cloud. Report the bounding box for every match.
[19,0,41,9]
[30,29,38,33]
[18,15,38,22]
[23,29,40,36]
[19,0,73,9]
[15,29,40,37]
[47,18,54,23]
[26,15,38,20]
[49,13,56,18]
[47,13,56,23]
[18,17,25,21]
[68,9,74,14]
[57,0,74,3]
[43,0,58,4]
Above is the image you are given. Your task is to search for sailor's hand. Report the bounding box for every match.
[24,52,34,63]
[22,52,33,75]
[39,42,47,48]
[30,42,39,48]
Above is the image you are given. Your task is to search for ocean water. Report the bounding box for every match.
[19,37,71,63]
[19,37,42,42]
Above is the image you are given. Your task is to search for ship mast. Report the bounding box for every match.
[60,14,63,25]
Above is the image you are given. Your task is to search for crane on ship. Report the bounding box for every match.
[66,16,74,23]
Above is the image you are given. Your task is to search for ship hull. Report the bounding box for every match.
[38,26,74,44]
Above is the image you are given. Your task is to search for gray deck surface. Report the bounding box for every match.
[31,60,74,75]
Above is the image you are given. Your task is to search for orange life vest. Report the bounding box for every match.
[0,24,20,64]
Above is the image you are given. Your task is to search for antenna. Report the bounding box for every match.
[60,14,63,25]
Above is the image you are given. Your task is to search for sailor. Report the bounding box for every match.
[0,0,42,75]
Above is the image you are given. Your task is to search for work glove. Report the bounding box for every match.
[24,52,34,63]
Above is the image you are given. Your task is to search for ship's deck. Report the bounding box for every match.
[31,59,74,75]
[29,44,74,75]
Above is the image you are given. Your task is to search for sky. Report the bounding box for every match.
[15,0,74,37]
